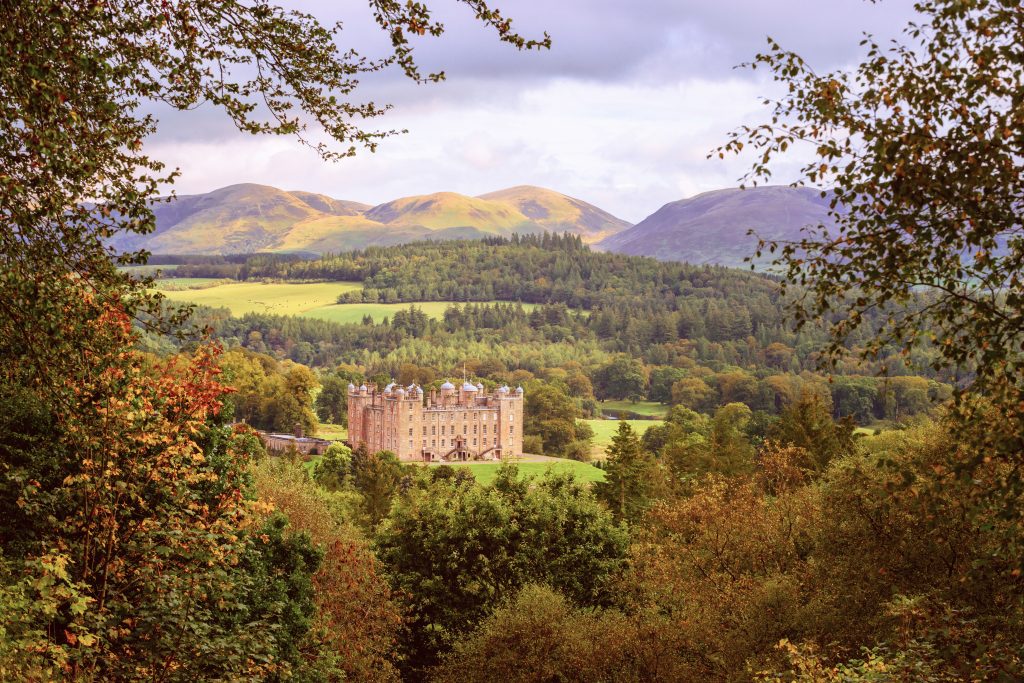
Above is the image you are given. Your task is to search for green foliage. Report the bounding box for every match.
[594,421,660,522]
[313,442,353,492]
[719,0,1024,512]
[769,392,856,472]
[435,584,688,683]
[374,464,628,676]
[220,348,320,434]
[523,382,592,457]
[315,373,349,425]
[352,446,406,528]
[594,355,649,401]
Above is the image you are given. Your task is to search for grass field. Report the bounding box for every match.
[433,459,605,486]
[586,418,662,457]
[156,279,540,324]
[157,277,230,290]
[156,281,362,316]
[597,400,669,419]
[302,301,458,325]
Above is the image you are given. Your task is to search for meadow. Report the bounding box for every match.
[156,279,539,323]
[585,418,662,458]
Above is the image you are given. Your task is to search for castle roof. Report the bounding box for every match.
[440,381,455,390]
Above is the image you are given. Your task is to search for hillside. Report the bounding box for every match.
[107,184,631,255]
[598,186,834,268]
[479,185,631,241]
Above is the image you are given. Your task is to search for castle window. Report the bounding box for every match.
[463,425,467,435]
[510,425,513,433]
[441,426,446,435]
[483,425,488,434]
[423,426,427,436]
[441,439,446,447]
[409,428,413,436]
[432,439,436,447]
[409,440,413,448]
[432,426,436,435]
[473,438,477,446]
[473,425,477,434]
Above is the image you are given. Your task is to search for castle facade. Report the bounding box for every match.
[347,381,524,462]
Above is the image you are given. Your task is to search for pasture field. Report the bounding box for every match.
[156,281,362,316]
[597,400,669,419]
[302,301,458,325]
[155,279,540,324]
[157,277,229,290]
[586,418,662,458]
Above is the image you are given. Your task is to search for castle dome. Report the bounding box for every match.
[384,382,396,393]
[497,385,510,394]
[347,383,356,392]
[359,383,367,392]
[440,381,455,390]
[462,381,478,392]
[515,386,524,395]
[396,387,406,397]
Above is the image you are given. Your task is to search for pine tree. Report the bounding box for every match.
[594,421,655,523]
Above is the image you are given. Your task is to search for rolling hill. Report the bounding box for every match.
[597,186,835,268]
[108,184,630,255]
[479,185,631,241]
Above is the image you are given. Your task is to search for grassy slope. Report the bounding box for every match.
[364,192,536,234]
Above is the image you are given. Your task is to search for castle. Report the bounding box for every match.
[347,380,524,462]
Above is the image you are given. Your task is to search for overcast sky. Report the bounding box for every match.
[148,0,919,222]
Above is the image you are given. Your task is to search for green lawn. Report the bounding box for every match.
[586,418,662,457]
[597,400,669,419]
[433,459,605,486]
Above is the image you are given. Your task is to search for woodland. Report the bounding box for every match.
[2,0,1023,681]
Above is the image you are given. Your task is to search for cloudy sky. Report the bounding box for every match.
[148,0,919,222]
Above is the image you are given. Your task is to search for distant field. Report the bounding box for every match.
[586,418,662,457]
[156,279,539,323]
[302,301,458,325]
[156,281,362,316]
[434,459,605,486]
[597,400,669,418]
[157,277,229,290]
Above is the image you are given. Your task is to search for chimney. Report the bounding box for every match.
[294,423,304,438]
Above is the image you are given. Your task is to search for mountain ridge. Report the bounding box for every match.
[108,183,629,255]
